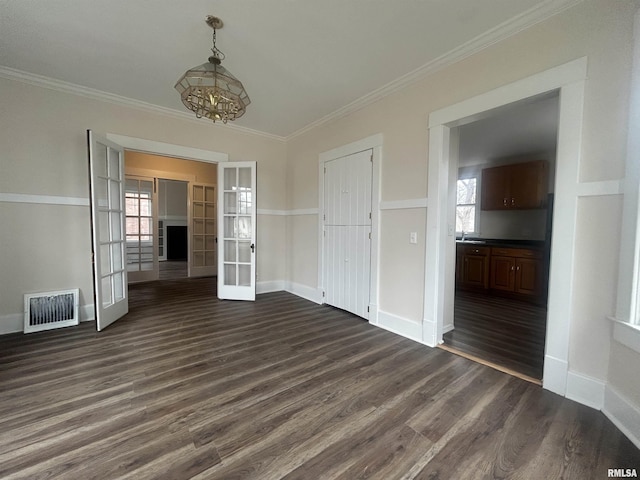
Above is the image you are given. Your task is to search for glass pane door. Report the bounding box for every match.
[88,130,128,331]
[218,162,256,300]
[189,183,217,278]
[125,176,158,283]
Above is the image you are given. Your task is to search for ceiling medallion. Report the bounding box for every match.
[175,15,250,123]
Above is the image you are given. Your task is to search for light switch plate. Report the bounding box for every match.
[410,232,417,244]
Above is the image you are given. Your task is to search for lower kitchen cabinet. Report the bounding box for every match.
[490,247,543,298]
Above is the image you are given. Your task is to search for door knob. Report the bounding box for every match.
[251,243,255,253]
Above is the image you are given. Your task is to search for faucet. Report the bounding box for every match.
[461,230,466,241]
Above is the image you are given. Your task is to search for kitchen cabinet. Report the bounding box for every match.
[481,160,548,210]
[490,247,543,298]
[457,244,490,290]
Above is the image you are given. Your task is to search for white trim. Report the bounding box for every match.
[0,314,23,335]
[0,66,285,143]
[576,180,623,197]
[285,282,323,304]
[379,198,428,210]
[542,355,569,394]
[0,193,89,207]
[257,280,286,294]
[425,58,588,397]
[376,310,424,345]
[611,317,640,353]
[286,0,583,141]
[428,57,587,127]
[318,134,384,163]
[257,209,287,216]
[107,134,229,163]
[565,371,605,410]
[287,208,319,216]
[603,385,640,450]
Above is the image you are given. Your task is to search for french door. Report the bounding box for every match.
[218,162,256,300]
[87,131,128,331]
[125,175,158,282]
[189,182,217,278]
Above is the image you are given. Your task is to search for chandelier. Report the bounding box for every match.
[175,15,250,123]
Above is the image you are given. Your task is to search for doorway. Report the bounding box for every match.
[443,93,559,381]
[423,57,587,396]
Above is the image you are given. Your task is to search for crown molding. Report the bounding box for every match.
[286,0,584,141]
[0,66,286,143]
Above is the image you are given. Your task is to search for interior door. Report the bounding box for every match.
[87,130,128,331]
[323,149,373,319]
[218,162,256,300]
[125,175,158,283]
[189,182,217,278]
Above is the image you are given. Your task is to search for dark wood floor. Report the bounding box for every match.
[1,278,637,479]
[444,290,547,380]
[159,260,188,280]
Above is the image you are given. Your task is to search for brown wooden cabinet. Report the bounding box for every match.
[481,160,548,210]
[457,245,490,290]
[489,247,543,298]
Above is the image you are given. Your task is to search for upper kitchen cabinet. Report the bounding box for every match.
[481,160,548,210]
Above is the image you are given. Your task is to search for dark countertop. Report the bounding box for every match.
[456,238,546,249]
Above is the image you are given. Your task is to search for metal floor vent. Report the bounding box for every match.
[24,289,80,333]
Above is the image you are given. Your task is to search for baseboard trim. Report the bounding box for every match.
[542,354,568,396]
[443,323,454,334]
[376,310,424,344]
[257,280,286,294]
[603,385,640,450]
[566,371,605,410]
[285,282,323,304]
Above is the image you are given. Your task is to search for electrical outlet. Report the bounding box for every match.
[410,232,417,244]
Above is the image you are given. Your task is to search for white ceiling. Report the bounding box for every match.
[458,93,560,166]
[0,0,578,138]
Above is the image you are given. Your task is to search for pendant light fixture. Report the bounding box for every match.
[175,15,250,123]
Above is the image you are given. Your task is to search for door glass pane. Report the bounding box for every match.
[238,217,251,239]
[224,240,236,262]
[109,180,121,210]
[205,203,216,218]
[205,251,215,266]
[110,212,121,240]
[224,193,237,214]
[194,252,204,267]
[238,191,252,214]
[194,219,204,234]
[95,144,108,178]
[238,264,251,286]
[108,148,120,180]
[100,244,111,274]
[96,178,108,209]
[205,235,216,250]
[101,275,113,306]
[205,220,216,235]
[238,241,251,263]
[193,185,204,202]
[194,202,204,218]
[205,186,215,202]
[194,235,204,250]
[141,262,153,271]
[99,212,110,242]
[224,217,236,238]
[113,272,124,302]
[112,243,123,270]
[224,168,236,190]
[224,264,236,285]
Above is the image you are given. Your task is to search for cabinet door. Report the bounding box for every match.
[515,258,541,296]
[490,256,515,291]
[456,252,463,287]
[464,254,488,289]
[509,161,548,209]
[481,166,509,210]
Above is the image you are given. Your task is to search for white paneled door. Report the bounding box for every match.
[323,149,373,319]
[218,162,256,301]
[125,175,158,283]
[88,131,128,331]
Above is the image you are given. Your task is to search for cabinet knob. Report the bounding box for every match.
[511,266,515,271]
[511,198,515,207]
[503,198,507,206]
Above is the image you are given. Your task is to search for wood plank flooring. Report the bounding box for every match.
[444,290,547,379]
[1,277,638,479]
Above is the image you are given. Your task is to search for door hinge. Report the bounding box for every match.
[370,154,373,162]
[322,291,325,297]
[369,212,371,220]
[323,214,326,221]
[324,167,327,174]
[369,232,372,239]
[367,306,370,312]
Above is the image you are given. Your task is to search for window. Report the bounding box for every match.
[456,177,477,234]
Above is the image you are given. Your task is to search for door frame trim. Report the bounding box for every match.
[318,133,382,323]
[424,57,587,396]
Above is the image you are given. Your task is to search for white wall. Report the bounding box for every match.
[0,77,287,332]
